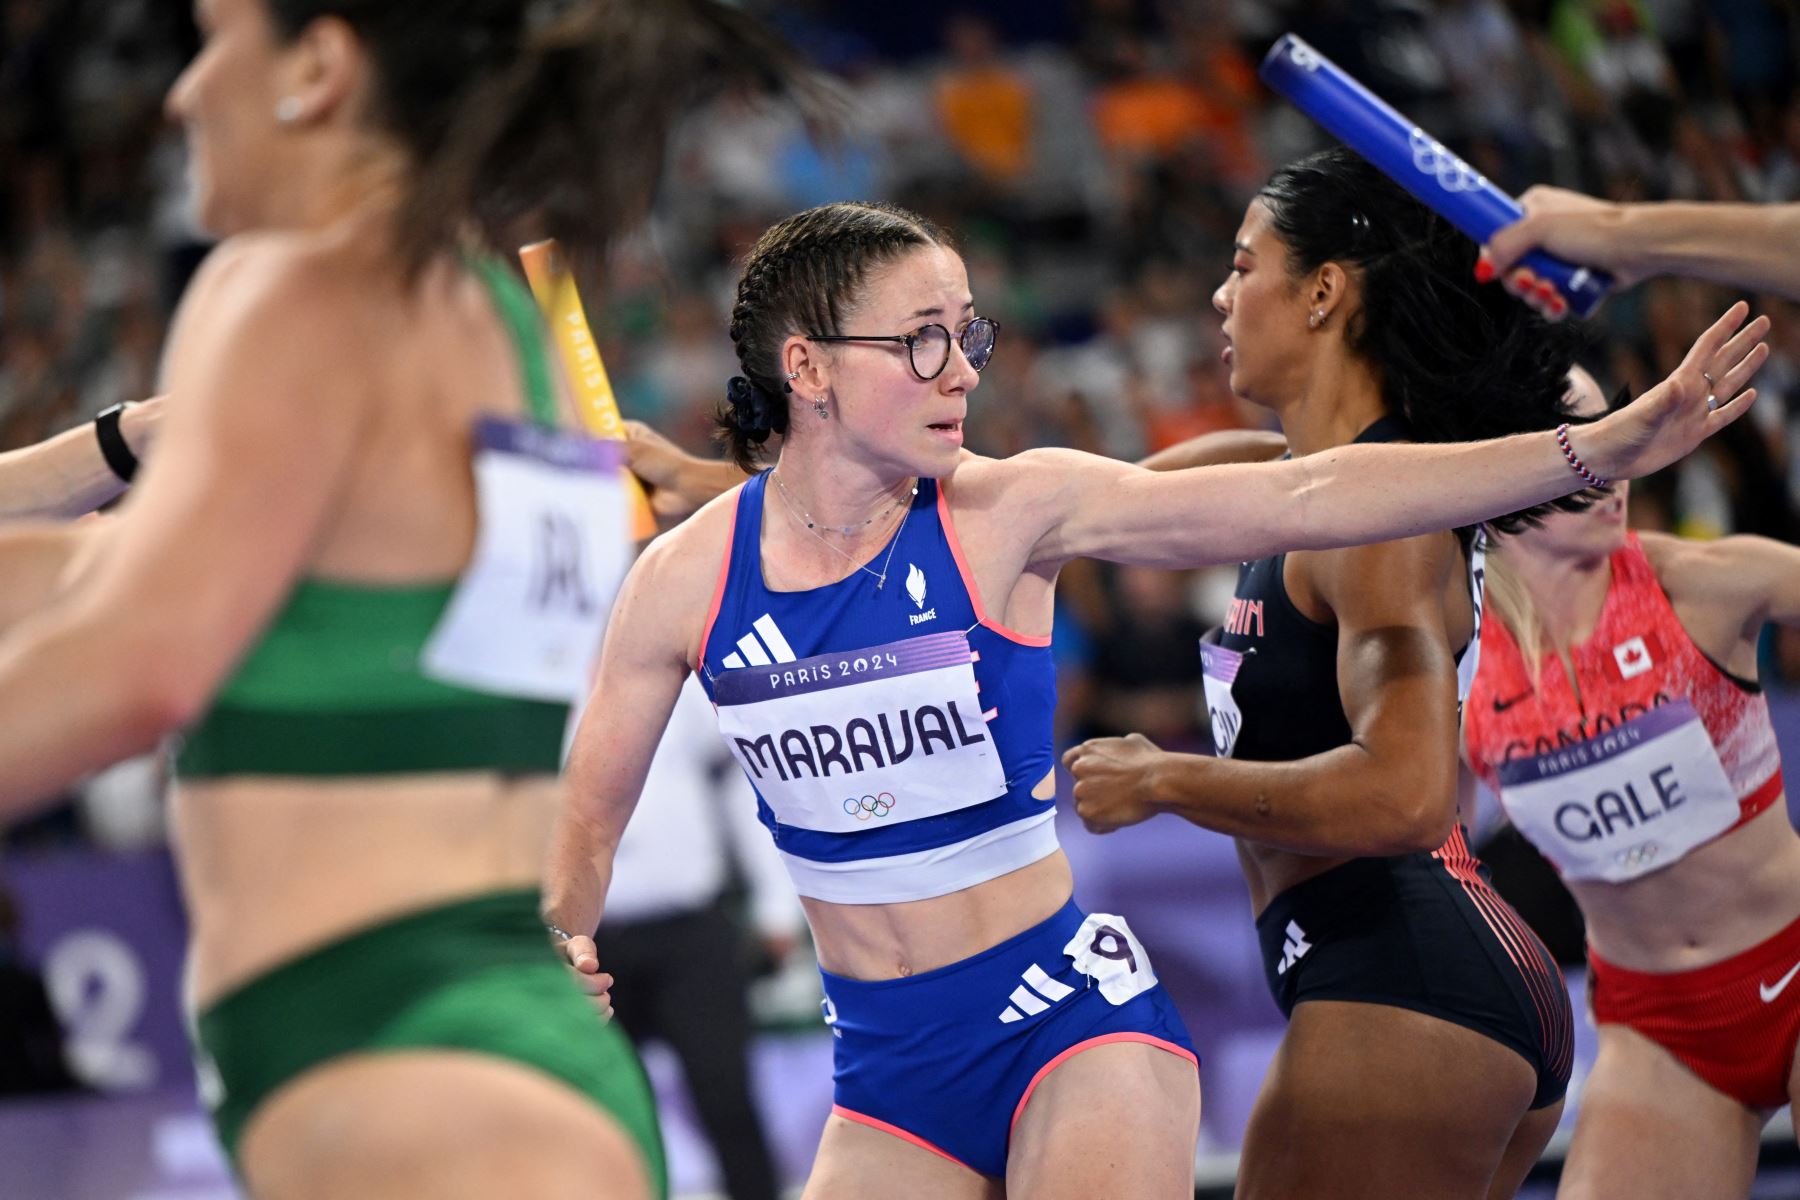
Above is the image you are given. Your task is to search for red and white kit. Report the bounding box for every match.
[1465,532,1796,1108]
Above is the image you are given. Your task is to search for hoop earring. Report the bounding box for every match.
[813,396,829,420]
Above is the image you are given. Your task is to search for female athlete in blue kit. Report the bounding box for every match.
[547,197,1763,1199]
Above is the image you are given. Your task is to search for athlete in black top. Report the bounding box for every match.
[1065,148,1596,1200]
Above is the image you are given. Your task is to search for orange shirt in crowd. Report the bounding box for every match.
[937,65,1034,181]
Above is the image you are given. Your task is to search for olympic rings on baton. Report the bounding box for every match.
[842,792,897,820]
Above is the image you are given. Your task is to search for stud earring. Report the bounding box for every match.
[813,396,829,420]
[1308,308,1325,329]
[274,96,304,124]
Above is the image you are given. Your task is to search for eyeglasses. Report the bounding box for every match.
[805,317,1000,381]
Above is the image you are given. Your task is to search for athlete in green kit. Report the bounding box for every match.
[0,1,810,1196]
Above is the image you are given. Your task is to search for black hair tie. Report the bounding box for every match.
[725,376,776,443]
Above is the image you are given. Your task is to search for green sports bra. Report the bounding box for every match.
[174,259,570,778]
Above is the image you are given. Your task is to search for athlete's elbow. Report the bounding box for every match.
[1385,776,1460,853]
[1356,775,1457,854]
[118,638,219,741]
[127,669,210,743]
[1392,800,1458,854]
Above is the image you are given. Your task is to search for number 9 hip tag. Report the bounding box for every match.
[1063,913,1158,1005]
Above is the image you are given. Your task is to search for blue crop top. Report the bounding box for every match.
[697,472,1060,904]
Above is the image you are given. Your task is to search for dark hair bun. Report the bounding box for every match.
[725,376,778,444]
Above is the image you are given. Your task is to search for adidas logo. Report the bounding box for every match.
[723,614,797,669]
[1276,920,1311,976]
[998,963,1076,1023]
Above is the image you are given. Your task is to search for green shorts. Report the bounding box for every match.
[193,889,666,1196]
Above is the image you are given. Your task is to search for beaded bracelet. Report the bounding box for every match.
[1554,423,1608,488]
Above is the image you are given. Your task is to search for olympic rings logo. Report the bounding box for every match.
[843,792,897,820]
[1408,129,1487,194]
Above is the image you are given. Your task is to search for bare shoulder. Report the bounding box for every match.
[938,449,1010,501]
[1308,528,1462,622]
[1639,529,1744,600]
[622,483,745,664]
[163,233,390,399]
[645,484,741,586]
[943,446,1131,507]
[1642,529,1797,617]
[178,231,385,320]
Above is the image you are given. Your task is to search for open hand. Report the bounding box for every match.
[1581,301,1768,482]
[1062,733,1168,834]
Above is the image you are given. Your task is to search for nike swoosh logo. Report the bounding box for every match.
[1493,690,1533,713]
[1760,962,1800,1003]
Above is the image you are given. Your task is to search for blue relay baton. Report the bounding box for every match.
[1258,33,1613,318]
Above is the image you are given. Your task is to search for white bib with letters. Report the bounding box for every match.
[1200,642,1247,758]
[423,418,630,703]
[711,630,1007,834]
[1496,698,1738,883]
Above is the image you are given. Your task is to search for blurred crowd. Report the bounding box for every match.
[5,0,1800,853]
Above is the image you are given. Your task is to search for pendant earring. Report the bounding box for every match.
[813,396,829,420]
[274,96,304,124]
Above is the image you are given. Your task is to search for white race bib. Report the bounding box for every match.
[712,630,1007,833]
[1063,913,1158,1004]
[1200,642,1247,758]
[1497,698,1739,883]
[423,418,630,703]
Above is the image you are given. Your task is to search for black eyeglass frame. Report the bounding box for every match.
[803,317,1000,381]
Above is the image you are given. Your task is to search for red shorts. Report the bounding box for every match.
[1588,910,1800,1109]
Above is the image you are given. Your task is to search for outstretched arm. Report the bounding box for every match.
[0,520,112,635]
[0,247,369,820]
[0,399,162,520]
[544,535,702,997]
[1484,189,1800,308]
[1027,303,1765,570]
[1137,428,1288,472]
[1064,533,1462,855]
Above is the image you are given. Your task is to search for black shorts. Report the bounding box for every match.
[1254,827,1573,1109]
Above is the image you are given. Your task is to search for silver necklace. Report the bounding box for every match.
[770,470,918,590]
[771,468,911,535]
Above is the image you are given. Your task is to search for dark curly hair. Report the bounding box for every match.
[716,201,954,470]
[1258,147,1604,535]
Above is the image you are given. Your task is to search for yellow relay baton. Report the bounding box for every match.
[518,239,659,541]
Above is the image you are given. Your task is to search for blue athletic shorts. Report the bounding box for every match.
[819,897,1197,1177]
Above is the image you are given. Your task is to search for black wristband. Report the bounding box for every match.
[94,403,139,484]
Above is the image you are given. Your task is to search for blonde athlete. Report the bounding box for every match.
[1465,367,1800,1200]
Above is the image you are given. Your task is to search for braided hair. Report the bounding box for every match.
[719,202,953,470]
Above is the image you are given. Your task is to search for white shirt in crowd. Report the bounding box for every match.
[603,675,804,940]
